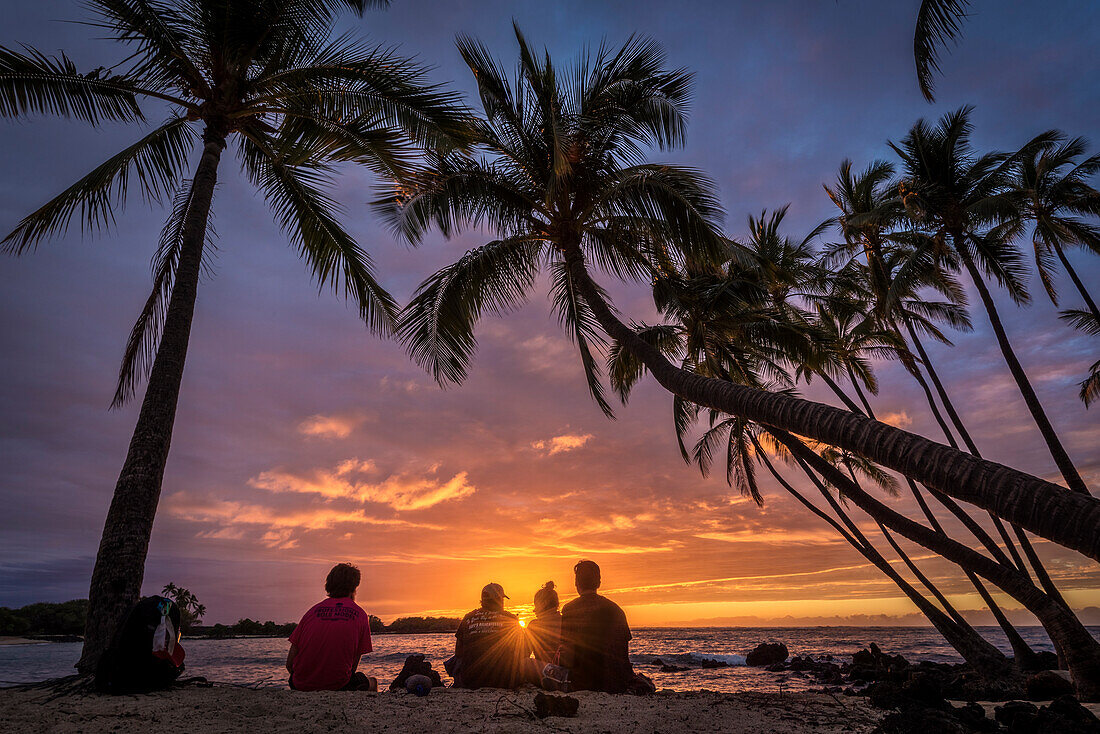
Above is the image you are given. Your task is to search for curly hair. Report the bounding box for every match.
[325,562,361,598]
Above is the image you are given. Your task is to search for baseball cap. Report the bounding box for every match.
[481,582,509,600]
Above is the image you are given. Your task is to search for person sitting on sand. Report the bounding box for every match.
[451,582,529,689]
[560,560,639,693]
[286,562,377,691]
[526,581,562,671]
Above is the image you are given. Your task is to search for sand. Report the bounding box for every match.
[0,684,884,733]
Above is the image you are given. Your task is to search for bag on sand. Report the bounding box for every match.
[95,596,186,695]
[389,654,444,691]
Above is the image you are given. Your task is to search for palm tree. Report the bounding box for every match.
[1,0,468,673]
[913,0,971,102]
[1061,310,1100,406]
[387,28,1100,600]
[891,107,1090,496]
[1015,133,1100,325]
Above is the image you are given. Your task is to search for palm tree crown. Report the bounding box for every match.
[380,25,724,416]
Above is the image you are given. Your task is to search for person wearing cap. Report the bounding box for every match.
[450,582,530,689]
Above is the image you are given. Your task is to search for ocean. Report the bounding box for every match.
[0,626,1087,693]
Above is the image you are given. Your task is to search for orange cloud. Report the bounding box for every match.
[297,414,360,439]
[249,460,477,511]
[531,433,594,455]
[878,411,913,429]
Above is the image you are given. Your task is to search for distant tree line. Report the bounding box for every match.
[1,600,457,638]
[0,600,87,637]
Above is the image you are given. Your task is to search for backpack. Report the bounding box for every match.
[95,596,185,694]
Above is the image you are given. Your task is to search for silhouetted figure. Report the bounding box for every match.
[287,562,377,691]
[452,582,529,689]
[527,581,562,670]
[560,560,636,692]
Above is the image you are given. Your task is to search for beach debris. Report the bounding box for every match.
[1025,670,1073,701]
[533,692,579,719]
[405,674,433,696]
[745,642,789,667]
[388,654,443,692]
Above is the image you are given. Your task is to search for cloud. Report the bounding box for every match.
[249,460,477,511]
[878,411,912,429]
[164,492,443,532]
[297,414,360,439]
[531,433,593,455]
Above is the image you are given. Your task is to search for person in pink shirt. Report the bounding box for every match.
[286,562,377,691]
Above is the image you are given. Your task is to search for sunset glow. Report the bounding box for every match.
[1,0,1098,636]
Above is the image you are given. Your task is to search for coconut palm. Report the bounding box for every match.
[387,27,1100,617]
[891,106,1090,495]
[913,0,970,102]
[1015,133,1100,324]
[0,0,469,672]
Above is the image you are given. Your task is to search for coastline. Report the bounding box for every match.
[0,685,883,733]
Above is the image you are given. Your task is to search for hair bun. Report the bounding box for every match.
[543,581,555,591]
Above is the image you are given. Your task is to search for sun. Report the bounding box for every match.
[518,619,527,628]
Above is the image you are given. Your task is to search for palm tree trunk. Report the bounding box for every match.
[844,366,876,419]
[1054,243,1100,325]
[775,430,1100,700]
[559,244,1100,562]
[76,129,226,675]
[754,442,1011,675]
[957,243,1089,495]
[827,377,1033,657]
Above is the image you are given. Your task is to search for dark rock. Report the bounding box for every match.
[1037,695,1100,733]
[745,642,788,667]
[995,700,1040,732]
[699,658,729,669]
[389,654,443,692]
[868,681,906,710]
[873,709,969,734]
[789,655,816,671]
[849,643,911,682]
[952,702,997,733]
[1025,670,1074,700]
[659,664,688,673]
[901,672,949,711]
[1019,651,1059,673]
[534,693,579,719]
[650,658,664,666]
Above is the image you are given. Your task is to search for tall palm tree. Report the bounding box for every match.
[892,107,1090,496]
[1015,133,1100,324]
[1,0,468,673]
[387,27,1100,601]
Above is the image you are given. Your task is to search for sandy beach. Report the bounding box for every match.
[0,685,883,733]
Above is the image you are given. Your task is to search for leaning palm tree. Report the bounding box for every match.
[386,26,1100,642]
[0,0,468,673]
[892,107,1090,496]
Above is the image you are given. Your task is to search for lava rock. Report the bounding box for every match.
[699,658,729,669]
[1039,695,1100,733]
[650,658,664,666]
[952,702,997,733]
[534,693,579,719]
[1025,670,1074,700]
[660,664,688,673]
[1019,651,1059,672]
[849,643,911,682]
[745,642,788,667]
[995,700,1040,731]
[873,709,970,734]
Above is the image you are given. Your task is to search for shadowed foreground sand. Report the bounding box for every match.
[0,685,882,733]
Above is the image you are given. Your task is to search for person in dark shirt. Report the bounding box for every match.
[452,583,529,689]
[559,560,636,693]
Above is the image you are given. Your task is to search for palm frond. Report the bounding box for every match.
[550,260,615,418]
[2,116,196,252]
[240,133,398,336]
[398,235,543,384]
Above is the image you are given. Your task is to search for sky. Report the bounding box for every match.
[1,1,1099,627]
